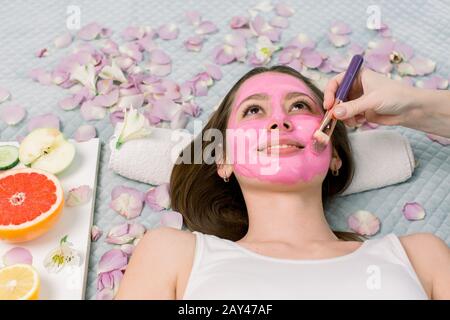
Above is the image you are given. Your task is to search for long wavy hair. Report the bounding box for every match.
[170,65,360,241]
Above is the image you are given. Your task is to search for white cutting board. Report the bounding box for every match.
[0,138,100,300]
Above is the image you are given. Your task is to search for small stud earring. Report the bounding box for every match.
[223,175,229,182]
[331,168,339,176]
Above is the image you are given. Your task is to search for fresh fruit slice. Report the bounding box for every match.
[0,168,64,243]
[0,145,19,170]
[0,264,40,300]
[19,128,75,174]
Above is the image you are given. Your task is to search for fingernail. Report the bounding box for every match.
[334,107,346,118]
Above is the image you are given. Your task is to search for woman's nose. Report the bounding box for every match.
[268,119,293,131]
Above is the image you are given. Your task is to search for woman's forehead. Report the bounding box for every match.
[234,72,316,106]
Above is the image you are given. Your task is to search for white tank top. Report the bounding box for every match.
[182,231,428,300]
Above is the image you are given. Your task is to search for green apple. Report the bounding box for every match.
[19,128,75,174]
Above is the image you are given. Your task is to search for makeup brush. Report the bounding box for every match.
[311,54,364,154]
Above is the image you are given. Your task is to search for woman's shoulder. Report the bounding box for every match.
[397,232,449,299]
[139,227,196,255]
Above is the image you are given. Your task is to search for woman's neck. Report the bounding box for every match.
[239,185,338,244]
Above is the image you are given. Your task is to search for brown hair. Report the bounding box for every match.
[170,65,361,242]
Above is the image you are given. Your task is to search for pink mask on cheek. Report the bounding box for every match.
[226,73,332,184]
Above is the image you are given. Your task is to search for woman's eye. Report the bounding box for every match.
[243,105,262,117]
[291,101,310,111]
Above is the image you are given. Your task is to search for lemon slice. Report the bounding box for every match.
[0,264,40,300]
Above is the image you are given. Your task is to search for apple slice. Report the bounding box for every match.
[19,128,75,174]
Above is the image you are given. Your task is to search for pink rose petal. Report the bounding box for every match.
[328,33,350,47]
[58,94,84,111]
[365,52,393,74]
[106,222,146,245]
[184,35,204,52]
[205,63,222,80]
[270,16,289,29]
[120,244,135,256]
[110,186,145,219]
[160,211,183,229]
[195,21,218,35]
[145,183,171,211]
[0,87,10,103]
[330,21,352,35]
[157,23,179,40]
[275,3,295,17]
[426,133,450,146]
[74,124,97,142]
[0,104,26,125]
[77,22,103,41]
[35,48,49,58]
[2,247,33,266]
[185,11,202,26]
[97,249,128,274]
[80,100,106,121]
[230,16,249,29]
[66,185,93,207]
[54,32,72,49]
[110,111,125,127]
[402,202,426,221]
[150,49,171,64]
[27,113,60,132]
[93,89,119,107]
[347,210,380,236]
[91,225,103,242]
[408,56,436,76]
[416,76,449,90]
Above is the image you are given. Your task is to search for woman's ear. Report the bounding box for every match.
[329,147,342,172]
[215,143,233,179]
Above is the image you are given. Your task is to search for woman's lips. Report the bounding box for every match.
[257,138,305,157]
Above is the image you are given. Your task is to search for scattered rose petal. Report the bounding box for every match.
[110,110,125,127]
[270,16,289,29]
[77,22,110,41]
[184,35,204,52]
[275,2,295,17]
[0,87,10,103]
[328,33,350,47]
[157,23,179,40]
[27,113,60,132]
[54,32,73,49]
[110,185,145,219]
[185,11,202,26]
[66,185,93,207]
[160,211,183,229]
[91,225,103,242]
[145,183,171,211]
[426,133,450,146]
[416,76,449,90]
[120,244,135,256]
[35,48,49,58]
[2,247,33,266]
[408,56,436,76]
[106,222,146,245]
[347,210,380,236]
[330,21,352,35]
[230,16,249,29]
[402,202,426,221]
[97,249,128,274]
[195,21,218,35]
[96,269,123,300]
[70,63,97,94]
[80,100,106,121]
[0,104,26,125]
[58,94,84,111]
[74,124,97,142]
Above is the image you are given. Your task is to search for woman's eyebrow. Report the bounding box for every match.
[284,92,313,101]
[239,93,268,105]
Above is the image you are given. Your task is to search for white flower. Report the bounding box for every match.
[44,235,82,273]
[116,106,152,148]
[70,63,97,94]
[253,36,281,65]
[99,59,128,83]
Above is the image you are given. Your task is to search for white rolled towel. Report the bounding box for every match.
[341,129,415,195]
[109,127,415,194]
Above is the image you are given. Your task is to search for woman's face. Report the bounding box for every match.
[225,72,332,185]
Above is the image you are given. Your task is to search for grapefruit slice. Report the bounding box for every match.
[0,168,64,243]
[0,264,40,300]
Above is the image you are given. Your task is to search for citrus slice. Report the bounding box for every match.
[0,168,64,243]
[0,264,40,300]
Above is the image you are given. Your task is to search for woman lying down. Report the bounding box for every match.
[116,65,450,300]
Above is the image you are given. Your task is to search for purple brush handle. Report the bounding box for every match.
[335,54,364,102]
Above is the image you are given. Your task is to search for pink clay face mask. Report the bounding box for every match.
[226,72,332,184]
